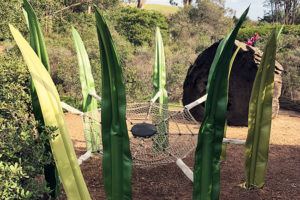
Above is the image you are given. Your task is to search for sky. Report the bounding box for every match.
[146,0,265,20]
[225,0,264,20]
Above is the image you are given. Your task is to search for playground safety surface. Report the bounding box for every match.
[57,109,300,200]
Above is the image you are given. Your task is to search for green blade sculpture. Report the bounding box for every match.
[193,7,249,200]
[10,24,91,200]
[153,27,169,151]
[72,27,101,153]
[220,46,241,162]
[243,28,280,189]
[95,6,132,199]
[23,0,60,197]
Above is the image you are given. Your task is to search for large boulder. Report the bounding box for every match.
[182,40,283,126]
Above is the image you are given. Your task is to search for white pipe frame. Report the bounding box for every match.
[77,151,92,166]
[88,92,102,102]
[184,94,208,111]
[61,92,246,181]
[61,102,83,116]
[60,102,93,165]
[150,90,163,104]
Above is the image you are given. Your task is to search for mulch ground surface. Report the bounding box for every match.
[58,109,300,200]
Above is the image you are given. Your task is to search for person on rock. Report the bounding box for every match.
[246,33,260,47]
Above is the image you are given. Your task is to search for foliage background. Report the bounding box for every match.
[0,53,54,199]
[0,1,300,198]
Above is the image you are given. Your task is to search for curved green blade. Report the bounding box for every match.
[153,27,168,151]
[243,28,279,189]
[220,45,241,162]
[95,6,132,200]
[23,0,50,72]
[23,0,60,196]
[276,25,284,40]
[193,7,249,200]
[9,24,91,200]
[72,27,100,153]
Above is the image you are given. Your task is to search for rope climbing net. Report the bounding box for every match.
[62,92,244,181]
[80,101,200,167]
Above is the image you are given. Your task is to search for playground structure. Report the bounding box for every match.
[61,74,245,183]
[9,1,279,199]
[60,26,246,182]
[61,21,246,177]
[62,91,246,180]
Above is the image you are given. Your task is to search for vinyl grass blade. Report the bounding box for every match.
[220,46,241,162]
[23,0,50,72]
[276,25,284,40]
[72,27,100,153]
[9,24,91,200]
[95,6,132,199]
[153,27,168,151]
[22,8,29,29]
[23,0,60,196]
[193,7,249,200]
[244,28,278,189]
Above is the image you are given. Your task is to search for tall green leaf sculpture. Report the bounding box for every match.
[220,45,241,162]
[193,7,249,200]
[244,28,279,189]
[153,27,169,151]
[23,0,60,196]
[9,24,91,200]
[95,7,132,199]
[72,27,101,153]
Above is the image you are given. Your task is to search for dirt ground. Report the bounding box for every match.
[59,109,300,200]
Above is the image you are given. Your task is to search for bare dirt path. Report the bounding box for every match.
[59,110,300,200]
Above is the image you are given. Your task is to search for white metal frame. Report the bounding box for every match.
[61,92,245,180]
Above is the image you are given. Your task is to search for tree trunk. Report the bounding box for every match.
[184,0,192,6]
[271,0,275,23]
[290,0,299,24]
[88,5,91,14]
[137,0,146,9]
[284,0,292,24]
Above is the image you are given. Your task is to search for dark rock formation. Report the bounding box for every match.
[182,40,283,126]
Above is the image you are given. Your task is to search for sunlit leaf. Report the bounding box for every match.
[9,24,91,200]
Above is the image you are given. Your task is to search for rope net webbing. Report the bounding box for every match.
[82,102,200,167]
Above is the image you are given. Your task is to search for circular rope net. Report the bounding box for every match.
[83,102,200,167]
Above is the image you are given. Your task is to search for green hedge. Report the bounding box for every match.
[110,7,169,46]
[237,25,300,41]
[0,53,54,199]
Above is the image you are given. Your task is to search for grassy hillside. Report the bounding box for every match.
[128,4,180,17]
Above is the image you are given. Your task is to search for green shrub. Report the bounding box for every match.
[237,25,300,42]
[169,2,234,42]
[0,0,62,40]
[45,15,134,108]
[0,53,54,199]
[110,7,169,46]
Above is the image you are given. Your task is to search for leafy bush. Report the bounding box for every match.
[0,0,62,40]
[165,42,198,102]
[110,7,169,46]
[237,25,300,42]
[278,40,300,100]
[251,31,300,101]
[46,14,135,108]
[169,2,234,42]
[0,53,54,199]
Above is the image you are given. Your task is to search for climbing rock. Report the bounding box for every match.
[182,40,283,126]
